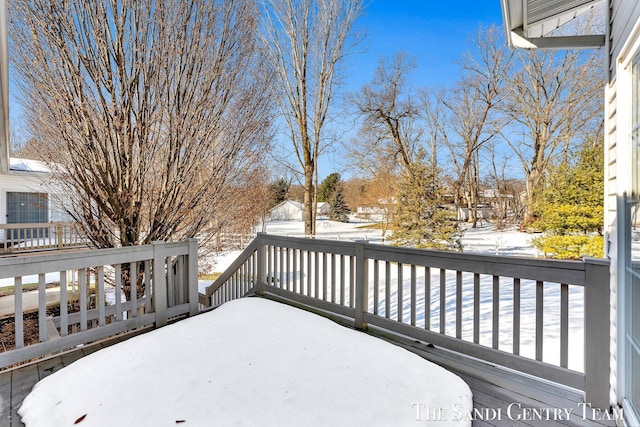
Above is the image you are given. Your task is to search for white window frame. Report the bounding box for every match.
[616,16,640,427]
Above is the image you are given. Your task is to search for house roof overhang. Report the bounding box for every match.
[501,0,605,49]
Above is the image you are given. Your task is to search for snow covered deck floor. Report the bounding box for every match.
[0,329,151,427]
[0,311,616,427]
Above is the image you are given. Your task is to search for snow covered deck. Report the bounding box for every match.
[0,301,615,427]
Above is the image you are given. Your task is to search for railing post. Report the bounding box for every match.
[583,257,610,410]
[57,224,63,250]
[256,233,266,295]
[153,241,168,327]
[355,242,368,330]
[187,238,199,316]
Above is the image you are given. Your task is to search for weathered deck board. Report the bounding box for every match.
[0,327,153,426]
[0,369,11,427]
[9,365,38,427]
[371,330,617,427]
[36,356,64,380]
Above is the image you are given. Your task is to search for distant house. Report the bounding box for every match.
[316,202,329,216]
[269,200,330,221]
[0,157,66,225]
[269,200,303,221]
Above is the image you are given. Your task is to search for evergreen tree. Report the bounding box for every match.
[267,178,290,209]
[390,160,461,251]
[317,173,342,202]
[533,138,604,259]
[328,185,351,222]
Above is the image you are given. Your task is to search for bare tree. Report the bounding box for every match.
[260,0,363,236]
[502,47,603,226]
[439,26,512,228]
[11,0,272,296]
[351,53,423,174]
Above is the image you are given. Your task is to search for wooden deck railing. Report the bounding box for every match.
[0,239,199,369]
[200,233,610,410]
[0,222,89,253]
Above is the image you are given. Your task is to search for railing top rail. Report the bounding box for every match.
[0,222,79,229]
[0,241,190,279]
[205,239,259,298]
[362,244,607,286]
[260,233,357,256]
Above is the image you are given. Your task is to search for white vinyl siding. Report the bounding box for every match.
[610,0,640,79]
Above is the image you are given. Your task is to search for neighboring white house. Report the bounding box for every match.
[502,0,639,424]
[316,201,329,216]
[0,158,67,225]
[270,200,304,221]
[269,200,331,221]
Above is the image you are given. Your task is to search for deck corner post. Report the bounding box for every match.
[583,257,611,410]
[256,233,267,295]
[187,238,199,316]
[152,240,168,327]
[355,241,368,330]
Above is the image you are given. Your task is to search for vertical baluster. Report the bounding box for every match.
[373,259,379,315]
[331,253,336,303]
[268,245,274,285]
[314,252,320,298]
[98,266,105,326]
[286,248,290,291]
[293,249,298,293]
[144,261,152,314]
[410,265,417,326]
[60,270,68,336]
[397,263,403,322]
[280,247,285,289]
[492,275,500,349]
[440,269,446,334]
[80,268,89,329]
[560,283,569,368]
[178,256,185,305]
[167,258,174,307]
[473,273,480,344]
[115,264,122,322]
[15,277,24,348]
[513,278,520,355]
[245,263,249,293]
[350,256,355,308]
[322,253,328,301]
[456,271,462,339]
[385,261,391,318]
[424,267,431,330]
[307,250,312,297]
[536,280,544,361]
[300,249,306,295]
[340,254,346,305]
[130,262,138,317]
[38,273,46,342]
[245,255,250,294]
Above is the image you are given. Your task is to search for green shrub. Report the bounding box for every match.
[532,235,604,260]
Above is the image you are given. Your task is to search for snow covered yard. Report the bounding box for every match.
[18,298,473,427]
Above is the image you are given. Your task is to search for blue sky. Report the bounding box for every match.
[346,1,505,89]
[320,1,507,180]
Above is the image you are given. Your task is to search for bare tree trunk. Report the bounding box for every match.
[260,0,363,236]
[503,47,603,227]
